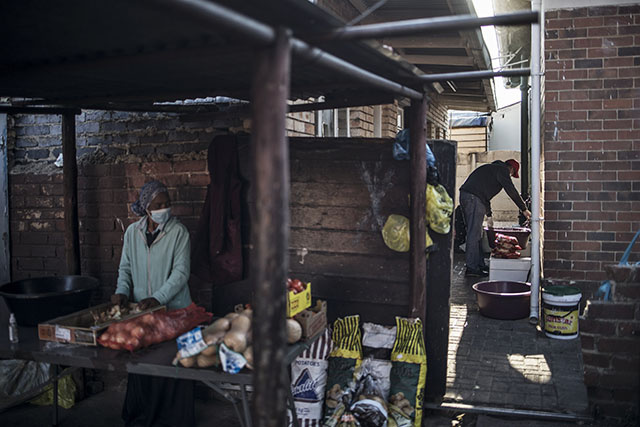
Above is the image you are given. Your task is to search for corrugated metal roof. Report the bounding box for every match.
[0,0,494,112]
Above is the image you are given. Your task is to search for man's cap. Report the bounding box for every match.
[506,159,520,178]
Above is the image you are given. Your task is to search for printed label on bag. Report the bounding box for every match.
[177,327,207,358]
[55,326,71,342]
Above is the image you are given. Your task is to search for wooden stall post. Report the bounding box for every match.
[250,29,291,427]
[408,94,428,322]
[425,139,456,400]
[62,112,80,275]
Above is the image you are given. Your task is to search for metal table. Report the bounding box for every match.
[0,321,319,427]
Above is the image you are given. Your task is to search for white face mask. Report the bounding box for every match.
[148,207,171,225]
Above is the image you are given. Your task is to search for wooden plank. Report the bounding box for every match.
[382,36,463,49]
[0,114,8,284]
[250,29,290,427]
[289,181,409,209]
[291,158,410,186]
[305,275,410,306]
[453,135,485,142]
[402,54,475,66]
[425,139,456,401]
[288,251,409,282]
[450,127,486,135]
[325,300,407,326]
[409,95,427,322]
[290,205,409,232]
[290,228,400,256]
[62,113,80,275]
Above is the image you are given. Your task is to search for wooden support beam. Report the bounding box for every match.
[402,54,475,66]
[425,140,456,401]
[0,106,81,115]
[0,114,9,284]
[250,29,291,427]
[62,113,80,275]
[382,36,464,49]
[408,94,428,322]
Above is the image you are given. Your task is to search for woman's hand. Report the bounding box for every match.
[111,293,128,307]
[138,297,161,310]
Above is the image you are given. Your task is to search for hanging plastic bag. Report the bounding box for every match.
[392,129,437,167]
[382,215,433,253]
[426,184,453,234]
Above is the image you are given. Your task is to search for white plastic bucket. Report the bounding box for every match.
[542,286,582,340]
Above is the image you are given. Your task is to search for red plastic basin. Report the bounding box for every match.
[472,280,531,320]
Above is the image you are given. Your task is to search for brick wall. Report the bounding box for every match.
[543,5,640,297]
[9,159,214,308]
[579,265,639,424]
[350,106,375,137]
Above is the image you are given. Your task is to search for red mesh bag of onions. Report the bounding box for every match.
[98,303,213,352]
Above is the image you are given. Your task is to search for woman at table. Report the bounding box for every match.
[111,180,194,427]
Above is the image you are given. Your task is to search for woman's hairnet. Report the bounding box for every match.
[131,180,168,216]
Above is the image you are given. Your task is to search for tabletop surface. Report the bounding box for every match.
[0,315,321,385]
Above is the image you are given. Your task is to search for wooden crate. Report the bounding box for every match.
[38,302,165,346]
[294,300,327,339]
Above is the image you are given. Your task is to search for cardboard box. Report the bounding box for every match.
[287,282,311,317]
[294,300,327,339]
[38,302,165,346]
[489,256,531,282]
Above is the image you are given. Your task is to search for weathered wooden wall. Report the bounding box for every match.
[238,137,411,325]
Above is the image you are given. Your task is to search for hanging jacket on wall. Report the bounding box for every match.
[191,134,243,286]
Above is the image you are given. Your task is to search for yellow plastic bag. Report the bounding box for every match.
[30,375,76,409]
[382,215,433,253]
[426,184,453,234]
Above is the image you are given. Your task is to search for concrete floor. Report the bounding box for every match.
[445,254,590,420]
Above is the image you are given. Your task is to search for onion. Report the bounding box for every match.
[115,332,126,344]
[131,326,145,339]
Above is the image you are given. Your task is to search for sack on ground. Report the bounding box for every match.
[288,328,332,427]
[362,322,396,400]
[388,317,427,427]
[323,315,362,424]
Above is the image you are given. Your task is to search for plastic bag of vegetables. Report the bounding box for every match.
[382,214,433,253]
[426,184,453,234]
[98,303,212,352]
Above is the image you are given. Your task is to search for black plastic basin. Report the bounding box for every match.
[0,276,100,326]
[472,280,531,320]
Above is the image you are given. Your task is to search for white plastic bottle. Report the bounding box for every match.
[9,313,19,344]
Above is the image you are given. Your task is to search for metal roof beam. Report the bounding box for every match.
[155,0,423,100]
[419,68,531,82]
[310,10,539,41]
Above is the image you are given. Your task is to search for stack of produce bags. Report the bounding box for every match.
[491,233,522,259]
[319,316,427,427]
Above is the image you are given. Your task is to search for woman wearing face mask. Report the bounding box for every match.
[111,180,194,427]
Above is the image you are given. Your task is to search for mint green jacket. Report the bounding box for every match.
[115,216,192,310]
